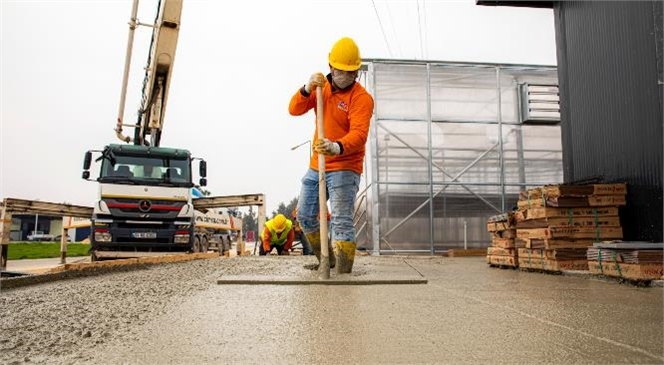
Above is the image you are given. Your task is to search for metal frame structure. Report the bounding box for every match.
[355,59,561,255]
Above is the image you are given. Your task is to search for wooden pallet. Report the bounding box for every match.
[518,257,588,273]
[517,226,623,240]
[516,216,621,229]
[517,195,626,209]
[587,261,664,281]
[516,238,594,249]
[447,248,487,257]
[516,206,619,221]
[486,254,518,269]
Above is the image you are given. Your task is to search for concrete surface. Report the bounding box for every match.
[1,255,662,365]
[3,256,90,274]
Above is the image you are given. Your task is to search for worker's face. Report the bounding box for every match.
[330,66,357,89]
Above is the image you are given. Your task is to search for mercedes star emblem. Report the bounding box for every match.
[138,200,152,212]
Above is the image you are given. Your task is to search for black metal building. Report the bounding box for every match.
[479,1,663,242]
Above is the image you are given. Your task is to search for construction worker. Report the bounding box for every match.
[291,208,314,255]
[288,37,374,273]
[260,214,294,256]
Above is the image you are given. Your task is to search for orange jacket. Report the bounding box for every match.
[289,76,374,174]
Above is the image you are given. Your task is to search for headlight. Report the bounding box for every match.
[174,230,190,244]
[94,228,112,243]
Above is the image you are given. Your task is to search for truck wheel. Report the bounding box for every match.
[193,236,202,253]
[223,237,231,254]
[201,237,209,253]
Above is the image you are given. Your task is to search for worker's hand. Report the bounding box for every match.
[314,138,341,156]
[305,72,326,94]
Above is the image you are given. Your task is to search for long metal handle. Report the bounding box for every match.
[316,86,330,279]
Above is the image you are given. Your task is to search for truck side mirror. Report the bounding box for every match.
[199,160,207,177]
[83,151,92,170]
[199,178,207,187]
[82,171,90,179]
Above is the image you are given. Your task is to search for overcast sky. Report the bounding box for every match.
[0,0,556,214]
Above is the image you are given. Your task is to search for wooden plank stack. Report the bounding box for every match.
[587,242,663,282]
[486,211,521,268]
[515,183,627,272]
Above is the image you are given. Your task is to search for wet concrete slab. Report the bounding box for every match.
[91,256,663,365]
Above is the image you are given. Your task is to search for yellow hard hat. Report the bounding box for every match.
[328,37,362,72]
[273,214,287,232]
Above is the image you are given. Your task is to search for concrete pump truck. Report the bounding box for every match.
[81,0,258,261]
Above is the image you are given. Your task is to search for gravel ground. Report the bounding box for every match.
[0,256,311,365]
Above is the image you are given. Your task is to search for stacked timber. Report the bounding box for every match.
[515,183,626,272]
[587,242,664,282]
[486,211,521,268]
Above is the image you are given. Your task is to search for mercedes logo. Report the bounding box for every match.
[138,200,152,212]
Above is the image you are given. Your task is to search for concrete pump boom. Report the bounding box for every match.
[115,0,182,147]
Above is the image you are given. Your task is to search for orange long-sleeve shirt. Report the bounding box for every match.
[288,75,374,174]
[262,226,295,252]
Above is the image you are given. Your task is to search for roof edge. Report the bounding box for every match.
[476,1,554,9]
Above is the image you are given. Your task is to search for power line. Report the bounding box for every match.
[371,0,394,58]
[422,0,429,59]
[384,2,403,58]
[416,0,424,59]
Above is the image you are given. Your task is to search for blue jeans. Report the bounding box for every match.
[296,169,360,242]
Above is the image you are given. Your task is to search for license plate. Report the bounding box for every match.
[133,232,157,239]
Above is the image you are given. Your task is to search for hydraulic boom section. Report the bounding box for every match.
[115,0,182,147]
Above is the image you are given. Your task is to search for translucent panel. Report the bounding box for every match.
[361,60,560,254]
[375,119,430,194]
[429,66,498,123]
[503,125,563,187]
[373,64,428,120]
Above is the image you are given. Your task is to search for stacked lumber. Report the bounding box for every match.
[486,212,521,268]
[587,242,663,281]
[515,183,626,272]
[518,248,589,271]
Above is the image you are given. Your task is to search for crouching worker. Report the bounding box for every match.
[260,214,295,256]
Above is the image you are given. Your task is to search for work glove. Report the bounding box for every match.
[305,72,326,94]
[314,138,341,156]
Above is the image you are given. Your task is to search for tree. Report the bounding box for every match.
[271,196,298,219]
[242,196,298,242]
[242,206,258,240]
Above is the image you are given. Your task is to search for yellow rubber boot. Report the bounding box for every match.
[334,241,356,274]
[304,232,336,269]
[305,232,321,261]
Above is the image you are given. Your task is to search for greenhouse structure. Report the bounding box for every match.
[355,59,561,255]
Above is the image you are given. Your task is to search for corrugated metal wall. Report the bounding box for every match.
[554,1,663,242]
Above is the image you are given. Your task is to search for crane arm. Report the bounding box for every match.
[116,0,183,147]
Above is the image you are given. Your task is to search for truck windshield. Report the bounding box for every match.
[99,154,192,187]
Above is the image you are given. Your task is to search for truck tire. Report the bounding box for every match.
[201,237,209,253]
[192,236,202,253]
[223,236,231,254]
